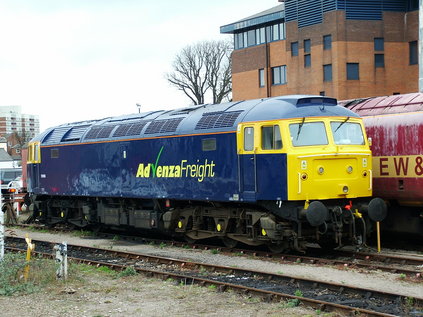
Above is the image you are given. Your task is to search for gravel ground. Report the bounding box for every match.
[2,227,422,317]
[6,228,422,298]
[0,267,319,317]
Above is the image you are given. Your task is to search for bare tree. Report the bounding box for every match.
[206,40,232,104]
[166,40,232,105]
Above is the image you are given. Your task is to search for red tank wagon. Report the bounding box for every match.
[341,93,423,237]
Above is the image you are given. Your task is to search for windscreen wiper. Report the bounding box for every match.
[334,116,350,133]
[296,117,306,140]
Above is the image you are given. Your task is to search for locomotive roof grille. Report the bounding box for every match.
[42,126,72,144]
[296,97,337,107]
[113,121,149,137]
[144,118,184,134]
[195,111,243,130]
[61,125,91,142]
[85,125,117,140]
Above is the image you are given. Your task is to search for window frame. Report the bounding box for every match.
[323,34,332,50]
[374,38,384,51]
[323,64,332,82]
[271,65,287,85]
[258,68,265,87]
[304,39,311,54]
[409,41,418,65]
[346,63,360,80]
[374,54,385,68]
[244,127,254,151]
[291,41,298,57]
[261,125,283,150]
[304,54,311,68]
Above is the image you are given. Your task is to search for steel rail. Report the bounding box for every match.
[6,246,400,317]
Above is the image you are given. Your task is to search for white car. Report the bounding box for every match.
[7,176,24,193]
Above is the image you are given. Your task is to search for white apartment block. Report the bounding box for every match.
[0,105,40,139]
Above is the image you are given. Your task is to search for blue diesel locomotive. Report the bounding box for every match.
[26,95,386,252]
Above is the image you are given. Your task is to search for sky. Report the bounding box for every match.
[0,0,280,132]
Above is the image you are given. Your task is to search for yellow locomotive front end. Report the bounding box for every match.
[282,116,386,247]
[286,117,372,201]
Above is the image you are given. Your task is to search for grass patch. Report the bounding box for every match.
[72,229,97,238]
[0,253,56,296]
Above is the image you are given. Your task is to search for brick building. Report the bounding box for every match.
[220,0,420,101]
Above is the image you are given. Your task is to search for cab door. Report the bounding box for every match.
[237,125,257,200]
[27,142,41,191]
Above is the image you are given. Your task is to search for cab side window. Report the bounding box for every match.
[244,127,254,151]
[261,125,282,150]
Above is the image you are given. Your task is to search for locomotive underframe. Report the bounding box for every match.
[30,194,376,252]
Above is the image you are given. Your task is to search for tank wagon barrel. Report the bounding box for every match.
[26,95,386,252]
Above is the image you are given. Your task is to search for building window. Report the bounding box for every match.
[255,27,266,45]
[304,39,311,53]
[247,29,256,47]
[410,41,418,65]
[271,65,287,85]
[374,38,384,51]
[304,54,311,67]
[291,42,298,56]
[323,64,332,81]
[319,91,325,96]
[259,69,265,87]
[323,35,332,50]
[233,22,285,50]
[347,63,359,80]
[375,54,385,67]
[408,0,419,10]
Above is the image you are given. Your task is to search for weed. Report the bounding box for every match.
[159,242,167,249]
[0,253,55,296]
[284,298,301,308]
[210,249,220,255]
[118,266,137,277]
[294,289,303,297]
[73,229,96,238]
[112,235,120,241]
[406,296,414,307]
[399,273,406,280]
[96,266,115,275]
[207,284,217,290]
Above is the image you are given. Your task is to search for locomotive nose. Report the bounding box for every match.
[367,197,387,222]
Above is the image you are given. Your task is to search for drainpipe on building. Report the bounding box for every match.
[420,0,423,92]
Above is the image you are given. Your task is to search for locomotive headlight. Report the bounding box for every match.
[343,186,349,193]
[317,166,324,175]
[347,166,353,174]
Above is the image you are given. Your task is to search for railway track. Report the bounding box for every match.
[5,236,423,317]
[7,223,423,279]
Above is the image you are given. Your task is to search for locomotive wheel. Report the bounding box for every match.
[221,236,238,249]
[267,242,287,254]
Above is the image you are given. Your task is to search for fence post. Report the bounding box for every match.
[0,183,4,261]
[54,242,68,280]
